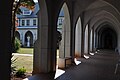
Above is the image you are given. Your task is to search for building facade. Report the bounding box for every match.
[15,3,64,47]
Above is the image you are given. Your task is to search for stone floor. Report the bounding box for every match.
[25,49,120,80]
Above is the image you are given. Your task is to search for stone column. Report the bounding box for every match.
[59,3,71,58]
[90,29,93,52]
[81,28,85,57]
[33,2,57,74]
[75,17,82,58]
[33,25,57,74]
[88,26,90,54]
[117,34,120,54]
[92,28,95,52]
[84,25,88,54]
[58,3,71,69]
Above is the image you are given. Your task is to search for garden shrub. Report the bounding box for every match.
[14,37,21,52]
[15,67,26,77]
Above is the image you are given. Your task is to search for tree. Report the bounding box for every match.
[57,31,62,49]
[12,0,35,52]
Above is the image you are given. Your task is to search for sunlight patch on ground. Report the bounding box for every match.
[84,55,90,59]
[54,65,65,79]
[23,78,28,80]
[90,52,94,55]
[74,58,81,65]
[97,50,100,51]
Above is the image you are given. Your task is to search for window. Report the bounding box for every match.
[16,19,19,26]
[23,10,32,15]
[26,20,30,26]
[59,19,63,25]
[33,19,36,26]
[21,20,25,26]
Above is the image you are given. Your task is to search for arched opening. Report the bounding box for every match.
[59,2,71,58]
[11,1,39,79]
[24,31,33,47]
[75,17,82,58]
[15,31,20,40]
[98,25,117,50]
[58,2,71,69]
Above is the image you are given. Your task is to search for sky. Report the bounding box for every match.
[34,0,38,2]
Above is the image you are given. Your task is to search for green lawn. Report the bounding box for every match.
[13,48,33,73]
[13,48,59,73]
[18,48,33,54]
[13,55,33,73]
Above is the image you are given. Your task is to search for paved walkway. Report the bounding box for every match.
[12,53,33,56]
[24,49,120,80]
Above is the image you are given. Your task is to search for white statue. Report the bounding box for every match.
[27,36,30,47]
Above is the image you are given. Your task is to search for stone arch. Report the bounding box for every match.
[91,18,119,35]
[15,31,20,40]
[97,24,117,50]
[57,2,72,69]
[89,11,120,50]
[75,17,82,57]
[59,2,71,58]
[87,8,120,52]
[83,0,120,28]
[90,10,120,31]
[24,31,33,47]
[33,0,56,74]
[91,18,119,51]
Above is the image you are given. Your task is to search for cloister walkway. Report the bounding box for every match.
[26,49,120,80]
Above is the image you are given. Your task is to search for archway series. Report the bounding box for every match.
[1,0,120,79]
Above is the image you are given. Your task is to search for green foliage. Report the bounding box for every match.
[15,67,26,77]
[57,31,62,49]
[14,37,21,53]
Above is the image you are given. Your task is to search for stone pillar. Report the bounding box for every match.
[33,25,57,74]
[59,23,71,58]
[92,28,95,52]
[81,28,85,57]
[94,31,97,51]
[59,3,71,58]
[0,0,12,79]
[88,25,90,54]
[33,2,57,73]
[59,23,65,58]
[84,25,88,54]
[90,29,93,52]
[58,3,71,69]
[117,34,120,54]
[75,18,82,58]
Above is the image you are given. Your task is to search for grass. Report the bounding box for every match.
[13,55,33,73]
[18,48,33,54]
[13,48,59,73]
[13,48,33,73]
